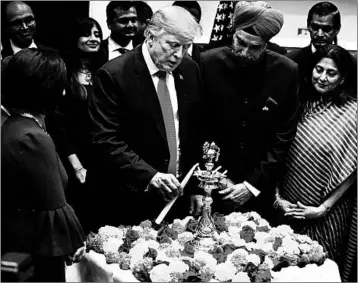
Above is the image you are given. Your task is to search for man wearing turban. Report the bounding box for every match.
[189,1,300,224]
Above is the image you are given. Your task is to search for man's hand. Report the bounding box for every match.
[149,172,182,202]
[189,195,204,217]
[284,201,327,220]
[218,183,253,205]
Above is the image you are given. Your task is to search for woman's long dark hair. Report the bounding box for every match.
[64,17,104,100]
[300,44,356,112]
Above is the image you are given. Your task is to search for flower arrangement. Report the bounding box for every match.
[86,211,327,282]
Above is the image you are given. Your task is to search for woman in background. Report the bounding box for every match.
[1,48,85,282]
[275,44,357,281]
[50,17,103,233]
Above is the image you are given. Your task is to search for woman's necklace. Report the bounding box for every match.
[20,112,50,137]
[79,69,92,85]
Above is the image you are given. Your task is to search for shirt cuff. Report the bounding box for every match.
[243,181,261,197]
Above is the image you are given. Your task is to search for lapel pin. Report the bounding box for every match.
[262,106,269,111]
[179,74,184,80]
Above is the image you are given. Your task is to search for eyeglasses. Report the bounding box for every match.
[10,16,35,30]
[310,23,334,33]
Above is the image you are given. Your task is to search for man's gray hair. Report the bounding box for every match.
[145,6,202,42]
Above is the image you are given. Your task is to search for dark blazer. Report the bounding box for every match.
[1,116,85,256]
[87,45,204,226]
[200,47,299,216]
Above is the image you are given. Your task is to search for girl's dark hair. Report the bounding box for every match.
[65,17,103,100]
[5,48,67,114]
[302,44,356,107]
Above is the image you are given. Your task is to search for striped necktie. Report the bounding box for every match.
[156,70,177,175]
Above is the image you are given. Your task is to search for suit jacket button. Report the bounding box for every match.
[240,143,244,149]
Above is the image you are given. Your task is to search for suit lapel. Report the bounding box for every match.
[134,47,167,141]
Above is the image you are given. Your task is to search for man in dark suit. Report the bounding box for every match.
[87,6,204,228]
[2,1,53,59]
[99,1,138,63]
[192,1,299,223]
[286,2,344,98]
[172,1,205,65]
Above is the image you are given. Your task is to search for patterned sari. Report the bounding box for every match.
[280,97,357,281]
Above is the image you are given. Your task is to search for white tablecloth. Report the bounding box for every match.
[66,250,341,282]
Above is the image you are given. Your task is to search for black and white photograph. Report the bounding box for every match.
[1,1,357,282]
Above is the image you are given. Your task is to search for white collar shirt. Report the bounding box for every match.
[10,39,37,54]
[108,36,133,61]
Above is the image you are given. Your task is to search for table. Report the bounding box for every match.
[65,250,341,282]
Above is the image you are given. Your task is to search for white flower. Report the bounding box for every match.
[259,256,274,270]
[129,241,149,259]
[228,226,242,238]
[193,251,217,270]
[216,231,231,245]
[214,262,237,282]
[164,240,182,258]
[231,271,251,282]
[257,218,271,229]
[146,239,160,250]
[149,263,172,282]
[143,228,158,240]
[169,260,189,273]
[275,225,294,235]
[299,243,311,254]
[255,231,268,244]
[278,236,300,255]
[227,248,249,268]
[295,234,313,244]
[171,219,186,234]
[225,212,247,227]
[260,242,274,253]
[232,237,246,247]
[98,225,123,239]
[247,254,261,266]
[131,257,153,273]
[245,242,258,251]
[177,232,194,245]
[102,238,123,254]
[156,249,170,262]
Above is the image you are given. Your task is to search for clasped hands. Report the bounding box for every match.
[276,198,327,220]
[189,178,253,216]
[149,172,183,202]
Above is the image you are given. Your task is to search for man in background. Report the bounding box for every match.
[286,2,345,97]
[2,1,53,58]
[100,1,137,62]
[133,1,153,47]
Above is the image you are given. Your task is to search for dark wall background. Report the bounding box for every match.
[1,1,89,55]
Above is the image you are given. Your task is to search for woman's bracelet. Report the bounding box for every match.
[75,167,84,173]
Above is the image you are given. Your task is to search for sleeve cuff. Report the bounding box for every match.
[243,181,261,197]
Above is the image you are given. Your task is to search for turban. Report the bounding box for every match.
[232,1,284,42]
